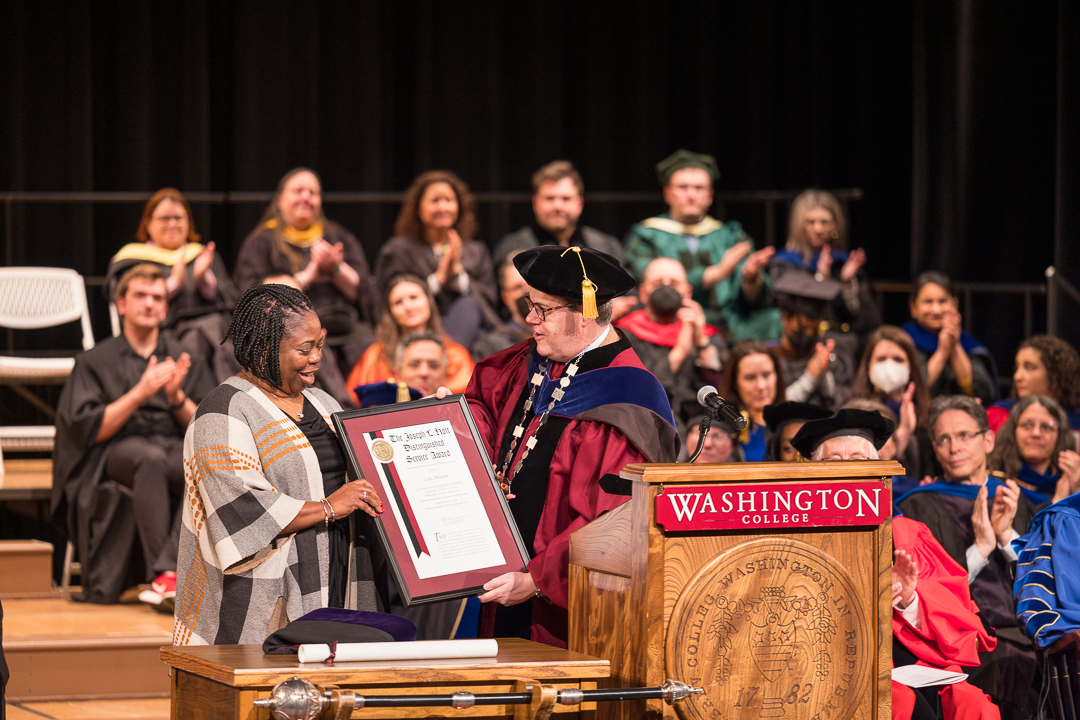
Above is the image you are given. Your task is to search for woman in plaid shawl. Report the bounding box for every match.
[174,284,386,645]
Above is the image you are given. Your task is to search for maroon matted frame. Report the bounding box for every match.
[333,395,530,606]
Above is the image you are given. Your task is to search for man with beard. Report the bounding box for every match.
[896,395,1038,718]
[768,271,858,409]
[625,149,779,342]
[615,257,727,432]
[453,245,679,648]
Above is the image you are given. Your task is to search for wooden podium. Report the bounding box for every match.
[569,460,901,720]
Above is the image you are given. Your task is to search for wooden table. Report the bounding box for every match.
[160,639,610,720]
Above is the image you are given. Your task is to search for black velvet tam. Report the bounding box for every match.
[790,408,896,458]
[763,401,834,434]
[655,149,720,185]
[513,245,635,303]
[773,269,842,301]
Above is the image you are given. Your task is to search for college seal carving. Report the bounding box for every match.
[666,538,870,720]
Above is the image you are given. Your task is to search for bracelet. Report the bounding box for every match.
[326,498,337,523]
[318,499,331,528]
[171,392,186,410]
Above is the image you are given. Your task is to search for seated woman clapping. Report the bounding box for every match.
[345,274,474,406]
[987,335,1080,433]
[988,394,1080,505]
[174,284,385,646]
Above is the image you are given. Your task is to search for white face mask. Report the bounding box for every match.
[869,359,910,395]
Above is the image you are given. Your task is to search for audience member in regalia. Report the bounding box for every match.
[53,264,216,605]
[987,334,1080,433]
[492,160,632,284]
[718,340,786,461]
[107,188,238,378]
[902,272,998,406]
[374,170,497,348]
[848,325,937,481]
[791,410,1001,719]
[987,394,1080,506]
[470,255,533,361]
[762,401,832,461]
[234,167,380,371]
[615,257,727,433]
[174,284,386,646]
[345,274,474,406]
[769,189,880,335]
[624,149,780,342]
[895,395,1037,718]
[768,271,858,409]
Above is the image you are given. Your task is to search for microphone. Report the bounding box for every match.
[697,385,748,430]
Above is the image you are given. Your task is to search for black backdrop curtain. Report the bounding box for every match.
[0,0,1074,356]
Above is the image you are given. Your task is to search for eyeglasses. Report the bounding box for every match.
[1018,419,1058,434]
[932,430,986,449]
[152,215,186,224]
[523,297,573,322]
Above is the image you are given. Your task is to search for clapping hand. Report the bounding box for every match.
[806,338,835,379]
[163,352,192,406]
[892,549,918,610]
[840,248,866,282]
[193,242,216,283]
[1053,450,1080,503]
[939,307,962,355]
[816,244,833,279]
[741,246,775,280]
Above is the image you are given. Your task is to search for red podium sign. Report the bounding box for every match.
[655,480,890,531]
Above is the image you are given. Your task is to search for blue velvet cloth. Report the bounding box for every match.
[740,423,767,462]
[1014,491,1080,648]
[894,476,1006,505]
[528,352,676,428]
[1016,462,1061,505]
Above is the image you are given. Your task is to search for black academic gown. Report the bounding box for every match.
[52,333,215,603]
[897,485,1038,718]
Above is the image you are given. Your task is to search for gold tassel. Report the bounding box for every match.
[396,380,411,403]
[737,411,752,444]
[561,246,598,319]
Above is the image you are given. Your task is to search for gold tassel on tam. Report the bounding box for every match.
[396,380,411,403]
[562,246,598,319]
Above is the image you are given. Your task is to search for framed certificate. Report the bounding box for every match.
[333,395,531,606]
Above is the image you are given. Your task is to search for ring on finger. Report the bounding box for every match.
[363,491,367,499]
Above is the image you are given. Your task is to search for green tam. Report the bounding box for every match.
[656,149,720,186]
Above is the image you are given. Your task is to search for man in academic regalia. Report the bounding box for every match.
[895,395,1038,718]
[768,271,859,409]
[52,264,215,605]
[459,245,679,648]
[792,410,1001,720]
[625,149,780,342]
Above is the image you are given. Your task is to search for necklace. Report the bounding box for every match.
[242,370,304,419]
[497,358,579,500]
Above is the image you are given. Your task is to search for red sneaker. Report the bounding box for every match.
[138,571,176,605]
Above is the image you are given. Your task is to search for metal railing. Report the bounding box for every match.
[0,188,865,266]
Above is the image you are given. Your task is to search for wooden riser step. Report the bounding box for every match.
[3,598,173,701]
[0,539,54,597]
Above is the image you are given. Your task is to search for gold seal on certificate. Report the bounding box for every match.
[371,439,395,463]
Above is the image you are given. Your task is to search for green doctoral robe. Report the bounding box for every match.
[625,214,781,342]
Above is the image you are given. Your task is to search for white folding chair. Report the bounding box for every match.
[0,267,95,423]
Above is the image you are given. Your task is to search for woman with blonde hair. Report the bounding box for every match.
[770,189,879,333]
[234,167,379,371]
[374,170,496,348]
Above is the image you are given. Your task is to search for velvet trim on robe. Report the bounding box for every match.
[465,333,678,647]
[1014,490,1080,648]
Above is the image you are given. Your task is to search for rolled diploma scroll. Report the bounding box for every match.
[298,638,499,664]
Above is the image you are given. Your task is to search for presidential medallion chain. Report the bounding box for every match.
[498,359,579,500]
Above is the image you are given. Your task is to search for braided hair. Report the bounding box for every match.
[225,284,316,387]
